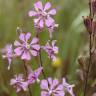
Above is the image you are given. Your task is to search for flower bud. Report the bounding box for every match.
[83,16,92,34]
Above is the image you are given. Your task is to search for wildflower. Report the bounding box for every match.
[62,78,75,96]
[42,40,58,61]
[1,44,14,70]
[27,67,43,84]
[14,32,40,60]
[28,1,57,34]
[40,77,64,96]
[48,22,59,38]
[10,74,28,92]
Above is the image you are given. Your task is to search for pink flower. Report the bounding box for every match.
[62,78,75,96]
[10,74,28,92]
[1,44,14,70]
[40,77,65,96]
[42,40,58,61]
[48,23,59,38]
[14,32,40,60]
[28,1,57,35]
[27,67,43,84]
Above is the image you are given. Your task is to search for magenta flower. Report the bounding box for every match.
[10,74,28,92]
[62,78,75,96]
[27,67,43,84]
[42,40,58,61]
[1,44,14,70]
[28,1,57,33]
[14,32,40,60]
[40,77,64,96]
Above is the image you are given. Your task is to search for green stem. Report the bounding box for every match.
[23,61,33,96]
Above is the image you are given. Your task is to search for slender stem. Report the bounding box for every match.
[84,1,93,95]
[23,61,33,96]
[39,49,47,79]
[84,34,92,96]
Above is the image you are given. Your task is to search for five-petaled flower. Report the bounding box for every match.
[42,40,58,61]
[40,77,64,96]
[62,78,75,96]
[10,74,28,92]
[1,44,14,70]
[28,1,57,36]
[14,32,40,60]
[27,67,43,84]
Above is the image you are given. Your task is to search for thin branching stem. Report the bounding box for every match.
[84,34,92,96]
[84,1,93,96]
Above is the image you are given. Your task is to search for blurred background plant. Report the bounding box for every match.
[0,0,94,96]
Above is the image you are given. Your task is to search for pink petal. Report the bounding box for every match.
[51,79,59,89]
[14,40,21,46]
[25,32,31,41]
[8,58,12,70]
[14,47,23,56]
[34,18,40,24]
[21,82,28,91]
[32,44,40,50]
[10,79,16,85]
[28,10,37,17]
[54,91,65,96]
[48,9,56,15]
[55,84,63,91]
[41,91,49,96]
[16,87,21,92]
[34,67,43,77]
[34,1,43,11]
[31,37,39,44]
[45,17,54,27]
[44,2,51,11]
[30,50,38,56]
[39,19,44,28]
[48,77,53,86]
[53,47,58,54]
[40,80,48,90]
[19,33,25,42]
[21,51,31,60]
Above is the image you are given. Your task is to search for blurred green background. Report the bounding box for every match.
[0,0,89,96]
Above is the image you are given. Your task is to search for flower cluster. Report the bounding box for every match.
[10,67,43,92]
[1,0,75,96]
[40,77,75,96]
[28,1,58,38]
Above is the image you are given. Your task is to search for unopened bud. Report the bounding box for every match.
[83,16,92,34]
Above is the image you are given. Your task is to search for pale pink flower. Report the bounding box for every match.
[14,32,40,60]
[40,77,65,96]
[48,22,59,38]
[10,74,28,92]
[42,40,58,61]
[1,44,14,70]
[27,67,43,84]
[28,1,57,36]
[62,78,75,96]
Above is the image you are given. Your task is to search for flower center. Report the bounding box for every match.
[49,90,52,95]
[25,43,30,49]
[39,11,47,17]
